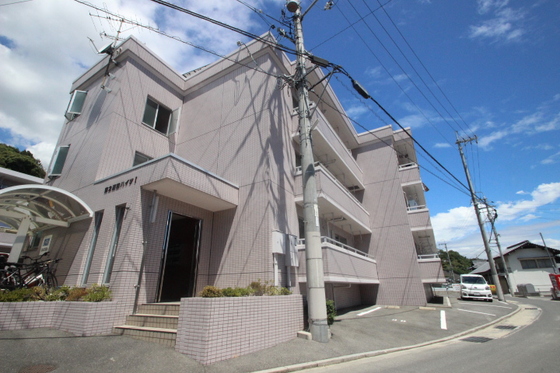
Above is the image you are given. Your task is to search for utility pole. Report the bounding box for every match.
[439,242,455,282]
[456,134,504,301]
[287,0,329,342]
[540,233,558,274]
[482,199,514,295]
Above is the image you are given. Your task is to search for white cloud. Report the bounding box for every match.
[434,143,452,148]
[432,182,560,257]
[541,151,560,165]
[0,0,281,166]
[477,97,560,149]
[496,182,560,221]
[469,2,526,43]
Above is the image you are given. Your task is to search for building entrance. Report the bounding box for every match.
[157,212,201,302]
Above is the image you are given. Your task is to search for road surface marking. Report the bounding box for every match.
[357,306,382,316]
[457,308,496,316]
[440,310,447,330]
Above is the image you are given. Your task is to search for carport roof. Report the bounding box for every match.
[0,185,93,232]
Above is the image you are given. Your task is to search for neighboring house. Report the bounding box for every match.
[0,167,43,252]
[472,240,560,294]
[0,34,443,316]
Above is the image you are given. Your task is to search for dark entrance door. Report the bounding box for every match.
[158,212,201,302]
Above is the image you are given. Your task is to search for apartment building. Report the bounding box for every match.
[7,34,443,317]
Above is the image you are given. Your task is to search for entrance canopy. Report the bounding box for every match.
[0,185,93,231]
[0,185,93,262]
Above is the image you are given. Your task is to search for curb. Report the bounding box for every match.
[254,301,522,373]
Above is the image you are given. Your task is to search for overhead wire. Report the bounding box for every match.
[331,4,452,146]
[357,0,461,145]
[73,2,284,80]
[147,0,298,56]
[373,0,476,137]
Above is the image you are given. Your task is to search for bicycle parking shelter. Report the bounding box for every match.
[0,185,93,262]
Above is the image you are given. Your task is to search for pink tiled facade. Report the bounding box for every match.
[0,302,118,336]
[7,32,443,354]
[176,295,303,365]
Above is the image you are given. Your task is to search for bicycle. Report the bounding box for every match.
[0,254,60,290]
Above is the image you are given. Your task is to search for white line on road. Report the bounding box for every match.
[458,302,512,309]
[440,310,447,330]
[357,306,382,316]
[457,308,496,316]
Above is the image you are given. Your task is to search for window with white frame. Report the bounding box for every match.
[48,145,70,177]
[141,97,179,136]
[65,90,87,120]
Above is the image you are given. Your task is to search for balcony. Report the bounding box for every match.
[417,254,445,284]
[297,237,378,284]
[294,164,371,235]
[293,110,364,190]
[399,163,421,184]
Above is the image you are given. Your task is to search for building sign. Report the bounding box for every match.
[40,235,52,255]
[104,177,137,194]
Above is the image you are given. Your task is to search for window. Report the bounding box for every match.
[520,258,553,269]
[142,97,179,135]
[65,90,87,120]
[102,205,126,284]
[133,152,152,167]
[81,211,104,286]
[48,145,70,177]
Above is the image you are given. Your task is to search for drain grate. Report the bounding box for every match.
[495,325,517,330]
[18,364,57,373]
[461,336,493,343]
[524,307,538,310]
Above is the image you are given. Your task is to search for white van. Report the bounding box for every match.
[460,274,493,302]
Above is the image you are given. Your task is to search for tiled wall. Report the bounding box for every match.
[175,295,304,365]
[0,302,119,336]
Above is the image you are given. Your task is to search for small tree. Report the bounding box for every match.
[0,143,46,178]
[439,249,474,279]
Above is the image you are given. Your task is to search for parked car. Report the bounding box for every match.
[460,274,493,302]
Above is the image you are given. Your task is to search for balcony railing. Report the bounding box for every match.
[298,236,372,259]
[297,237,378,284]
[416,255,445,284]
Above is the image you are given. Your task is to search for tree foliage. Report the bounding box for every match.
[0,144,45,178]
[439,249,473,279]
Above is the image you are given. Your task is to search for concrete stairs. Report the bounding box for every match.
[114,303,180,347]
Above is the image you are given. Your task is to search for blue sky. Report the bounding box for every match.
[0,0,558,257]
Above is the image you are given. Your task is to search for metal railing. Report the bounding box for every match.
[298,236,372,259]
[417,254,440,260]
[295,162,363,206]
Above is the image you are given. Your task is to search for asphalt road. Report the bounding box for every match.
[300,297,558,373]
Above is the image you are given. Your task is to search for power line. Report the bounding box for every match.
[373,0,475,138]
[318,76,471,197]
[74,2,284,81]
[147,0,298,56]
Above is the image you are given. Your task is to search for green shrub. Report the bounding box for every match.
[66,287,88,301]
[199,285,223,298]
[82,284,111,302]
[326,299,336,326]
[0,288,35,302]
[0,284,111,302]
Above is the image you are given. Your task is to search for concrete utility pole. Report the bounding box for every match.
[456,135,505,301]
[287,0,329,342]
[440,242,456,282]
[482,199,514,295]
[540,233,558,274]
